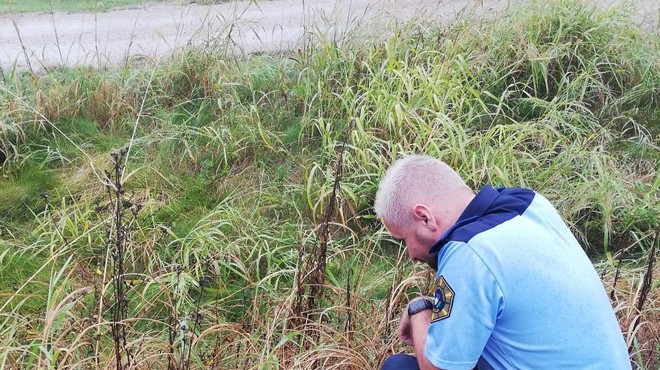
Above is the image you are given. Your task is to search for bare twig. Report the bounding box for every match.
[293,120,354,341]
[11,18,34,75]
[627,232,657,353]
[106,148,132,370]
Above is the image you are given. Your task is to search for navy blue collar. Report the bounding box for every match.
[429,185,500,253]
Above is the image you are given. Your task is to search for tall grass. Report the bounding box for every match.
[0,0,155,13]
[0,0,658,368]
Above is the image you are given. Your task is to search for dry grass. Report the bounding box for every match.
[600,247,659,370]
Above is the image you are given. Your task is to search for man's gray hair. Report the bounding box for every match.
[374,154,470,227]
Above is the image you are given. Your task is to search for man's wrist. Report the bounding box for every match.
[407,298,433,316]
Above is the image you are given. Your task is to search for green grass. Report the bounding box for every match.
[0,0,160,13]
[0,0,658,368]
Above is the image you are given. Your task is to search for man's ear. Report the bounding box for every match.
[412,204,438,231]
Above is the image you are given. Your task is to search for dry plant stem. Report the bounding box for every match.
[95,12,100,70]
[183,288,204,370]
[611,251,624,301]
[106,148,132,370]
[293,120,354,340]
[90,259,102,368]
[11,18,33,75]
[345,266,353,340]
[635,233,656,313]
[628,233,656,352]
[168,305,177,370]
[48,1,64,65]
[306,124,349,313]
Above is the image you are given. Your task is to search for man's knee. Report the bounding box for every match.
[381,353,420,370]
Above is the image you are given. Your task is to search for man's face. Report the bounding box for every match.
[383,218,439,270]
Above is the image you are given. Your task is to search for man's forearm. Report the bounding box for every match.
[410,310,442,370]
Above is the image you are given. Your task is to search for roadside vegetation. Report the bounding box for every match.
[0,0,658,368]
[0,0,160,13]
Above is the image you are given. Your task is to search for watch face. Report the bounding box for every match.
[408,299,432,315]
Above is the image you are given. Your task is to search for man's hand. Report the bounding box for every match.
[399,305,414,345]
[399,297,441,370]
[399,297,432,346]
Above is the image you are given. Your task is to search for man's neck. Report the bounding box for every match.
[441,189,476,232]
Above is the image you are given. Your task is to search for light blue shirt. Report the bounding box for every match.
[424,186,630,369]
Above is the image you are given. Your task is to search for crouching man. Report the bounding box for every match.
[374,154,630,370]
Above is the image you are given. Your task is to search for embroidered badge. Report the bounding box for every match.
[431,275,454,322]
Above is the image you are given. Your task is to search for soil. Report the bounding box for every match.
[0,0,657,73]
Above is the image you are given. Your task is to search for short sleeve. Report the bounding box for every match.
[424,242,504,369]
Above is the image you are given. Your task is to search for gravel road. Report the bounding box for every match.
[0,0,657,73]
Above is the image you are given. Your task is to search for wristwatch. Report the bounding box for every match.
[407,299,433,316]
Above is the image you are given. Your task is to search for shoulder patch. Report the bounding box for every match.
[431,275,454,322]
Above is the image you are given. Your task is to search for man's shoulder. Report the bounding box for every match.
[449,187,539,243]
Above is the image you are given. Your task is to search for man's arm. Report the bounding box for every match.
[400,299,443,370]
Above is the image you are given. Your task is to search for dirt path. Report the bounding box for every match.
[0,0,657,73]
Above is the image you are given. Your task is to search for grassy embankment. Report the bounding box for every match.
[0,0,161,13]
[0,0,232,13]
[0,0,658,368]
